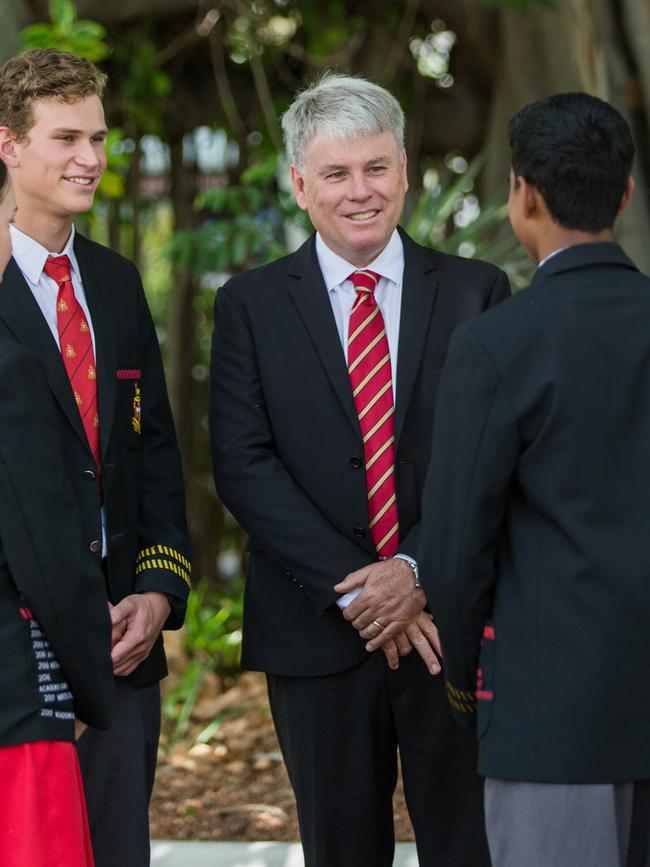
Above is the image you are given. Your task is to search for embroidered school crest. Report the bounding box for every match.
[132,383,141,434]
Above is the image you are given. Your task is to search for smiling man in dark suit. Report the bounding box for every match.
[0,48,190,867]
[210,72,509,866]
[420,93,650,867]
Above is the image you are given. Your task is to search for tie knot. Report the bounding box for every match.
[43,255,72,286]
[348,269,380,297]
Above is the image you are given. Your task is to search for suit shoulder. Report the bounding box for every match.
[220,251,294,301]
[428,247,505,282]
[457,285,537,354]
[75,234,141,280]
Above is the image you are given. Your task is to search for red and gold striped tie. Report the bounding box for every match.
[347,270,399,558]
[44,255,101,469]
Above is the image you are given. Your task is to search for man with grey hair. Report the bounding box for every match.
[210,72,509,866]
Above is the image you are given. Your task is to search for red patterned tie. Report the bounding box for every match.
[44,255,101,469]
[347,270,399,557]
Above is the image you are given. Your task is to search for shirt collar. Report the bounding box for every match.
[10,224,79,285]
[316,229,404,292]
[537,245,568,270]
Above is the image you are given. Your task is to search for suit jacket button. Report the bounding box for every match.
[350,456,363,469]
[353,527,366,538]
[89,540,101,553]
[84,469,96,480]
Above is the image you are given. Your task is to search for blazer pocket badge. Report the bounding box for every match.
[131,383,141,433]
[116,370,142,434]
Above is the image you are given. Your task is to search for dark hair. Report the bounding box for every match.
[0,160,7,201]
[508,93,634,232]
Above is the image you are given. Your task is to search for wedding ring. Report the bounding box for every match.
[372,619,384,630]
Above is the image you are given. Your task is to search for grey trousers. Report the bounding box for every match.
[76,679,161,867]
[485,778,650,867]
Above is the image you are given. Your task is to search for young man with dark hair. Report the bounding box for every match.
[0,48,190,867]
[419,92,650,866]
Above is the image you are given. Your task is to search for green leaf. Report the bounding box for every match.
[195,188,229,212]
[49,0,76,28]
[97,170,125,200]
[20,25,55,49]
[241,154,278,185]
[231,230,249,266]
[72,20,107,40]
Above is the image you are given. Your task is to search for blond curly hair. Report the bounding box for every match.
[0,48,106,141]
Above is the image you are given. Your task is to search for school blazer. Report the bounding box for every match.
[422,242,650,783]
[0,340,114,745]
[0,235,190,687]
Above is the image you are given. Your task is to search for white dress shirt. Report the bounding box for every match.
[9,224,106,555]
[314,230,416,608]
[10,225,97,352]
[316,229,404,395]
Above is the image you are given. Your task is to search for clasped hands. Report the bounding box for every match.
[334,559,442,675]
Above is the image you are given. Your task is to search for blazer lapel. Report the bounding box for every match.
[287,237,362,439]
[394,230,439,441]
[73,234,117,461]
[0,258,91,455]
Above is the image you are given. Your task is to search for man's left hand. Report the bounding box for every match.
[110,591,171,677]
[334,558,426,631]
[368,611,442,675]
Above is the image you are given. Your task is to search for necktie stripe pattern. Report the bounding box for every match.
[347,270,399,558]
[43,255,101,469]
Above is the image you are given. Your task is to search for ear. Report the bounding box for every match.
[401,149,409,194]
[0,127,20,168]
[618,175,634,215]
[517,176,540,218]
[290,164,308,211]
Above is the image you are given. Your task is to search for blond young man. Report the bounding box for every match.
[0,49,190,867]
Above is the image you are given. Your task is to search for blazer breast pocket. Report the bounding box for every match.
[116,365,142,450]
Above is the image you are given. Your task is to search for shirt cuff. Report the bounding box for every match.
[336,587,362,610]
[394,552,418,569]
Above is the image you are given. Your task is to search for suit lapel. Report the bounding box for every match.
[0,258,91,456]
[394,230,439,441]
[287,238,362,438]
[74,234,117,461]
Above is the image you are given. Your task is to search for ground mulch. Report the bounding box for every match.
[150,668,415,843]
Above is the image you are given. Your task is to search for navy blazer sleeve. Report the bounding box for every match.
[419,323,520,731]
[398,268,511,562]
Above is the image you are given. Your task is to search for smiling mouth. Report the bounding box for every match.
[65,177,96,187]
[347,210,379,222]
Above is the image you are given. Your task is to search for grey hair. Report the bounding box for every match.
[281,72,405,171]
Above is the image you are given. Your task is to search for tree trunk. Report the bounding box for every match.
[166,137,195,468]
[0,0,28,64]
[482,0,650,274]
